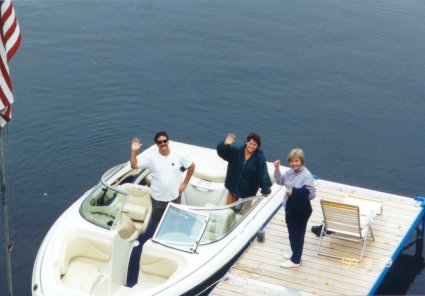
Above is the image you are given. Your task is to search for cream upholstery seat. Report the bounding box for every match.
[62,261,104,293]
[139,243,185,284]
[115,213,139,241]
[203,205,236,241]
[144,173,152,186]
[58,234,111,294]
[117,183,152,235]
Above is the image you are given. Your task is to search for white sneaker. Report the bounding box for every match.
[282,253,292,259]
[280,260,300,268]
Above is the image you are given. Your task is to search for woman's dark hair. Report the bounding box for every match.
[246,132,261,148]
[154,131,169,142]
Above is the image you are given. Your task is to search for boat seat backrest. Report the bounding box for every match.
[58,234,111,294]
[193,168,226,183]
[184,177,228,207]
[117,183,152,235]
[144,173,152,186]
[115,213,139,241]
[203,206,236,241]
[139,247,184,279]
[58,234,112,276]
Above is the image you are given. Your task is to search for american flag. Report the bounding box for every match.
[0,0,21,127]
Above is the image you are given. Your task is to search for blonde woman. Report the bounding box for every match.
[274,148,315,268]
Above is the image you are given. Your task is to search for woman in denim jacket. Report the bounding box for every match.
[217,132,272,205]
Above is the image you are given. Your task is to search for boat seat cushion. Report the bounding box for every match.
[193,165,226,183]
[123,204,147,221]
[58,234,111,293]
[116,213,139,241]
[140,257,179,279]
[118,183,151,198]
[117,183,152,234]
[191,151,227,183]
[203,205,236,240]
[139,248,183,279]
[59,235,111,275]
[61,261,102,294]
[144,173,152,186]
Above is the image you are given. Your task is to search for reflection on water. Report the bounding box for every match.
[376,231,425,295]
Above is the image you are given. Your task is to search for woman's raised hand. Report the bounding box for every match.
[274,160,281,170]
[224,133,236,145]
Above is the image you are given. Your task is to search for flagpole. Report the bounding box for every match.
[0,127,14,296]
[0,0,20,292]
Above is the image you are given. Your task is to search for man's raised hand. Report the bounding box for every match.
[131,138,142,151]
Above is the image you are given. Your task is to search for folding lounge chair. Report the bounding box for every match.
[317,199,375,262]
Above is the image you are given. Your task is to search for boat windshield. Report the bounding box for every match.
[80,181,128,230]
[153,204,209,253]
[153,197,262,251]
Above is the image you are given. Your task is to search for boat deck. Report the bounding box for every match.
[211,178,424,296]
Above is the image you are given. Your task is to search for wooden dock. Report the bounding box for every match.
[211,179,424,296]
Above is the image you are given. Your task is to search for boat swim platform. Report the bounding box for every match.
[211,178,425,296]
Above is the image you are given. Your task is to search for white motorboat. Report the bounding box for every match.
[32,141,286,296]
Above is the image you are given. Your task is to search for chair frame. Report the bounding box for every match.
[317,199,375,262]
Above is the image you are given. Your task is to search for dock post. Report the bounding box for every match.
[257,229,265,243]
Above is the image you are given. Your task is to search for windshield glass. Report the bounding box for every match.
[80,182,128,229]
[153,204,209,253]
[153,197,262,251]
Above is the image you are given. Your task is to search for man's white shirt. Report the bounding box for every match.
[136,149,192,202]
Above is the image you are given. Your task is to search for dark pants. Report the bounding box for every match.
[151,194,181,228]
[285,210,311,264]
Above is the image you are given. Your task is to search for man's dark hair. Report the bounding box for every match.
[154,131,169,142]
[246,132,261,148]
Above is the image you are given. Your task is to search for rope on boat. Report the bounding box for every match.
[194,251,266,296]
[194,272,251,296]
[195,264,266,295]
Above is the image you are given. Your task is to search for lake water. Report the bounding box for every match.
[1,0,425,295]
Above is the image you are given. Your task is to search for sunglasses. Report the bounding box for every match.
[156,139,168,145]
